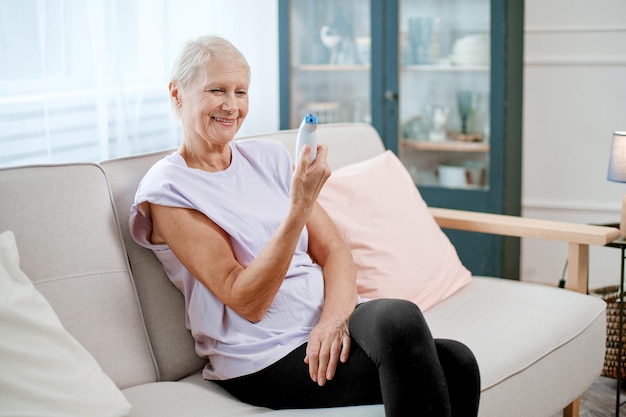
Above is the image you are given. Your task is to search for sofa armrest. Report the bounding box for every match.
[429,208,619,245]
[429,207,621,294]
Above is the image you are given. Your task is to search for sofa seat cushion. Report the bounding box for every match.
[424,277,606,417]
[124,277,604,417]
[122,373,384,417]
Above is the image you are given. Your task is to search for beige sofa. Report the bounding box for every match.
[0,123,619,417]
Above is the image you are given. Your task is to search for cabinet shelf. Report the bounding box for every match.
[293,64,487,73]
[402,64,489,72]
[293,64,370,72]
[400,139,489,153]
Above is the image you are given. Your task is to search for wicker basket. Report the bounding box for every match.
[591,285,626,379]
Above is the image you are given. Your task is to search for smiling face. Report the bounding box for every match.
[173,57,250,151]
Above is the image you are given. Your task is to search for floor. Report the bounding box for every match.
[550,376,626,417]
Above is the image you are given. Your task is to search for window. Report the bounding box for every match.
[0,0,279,168]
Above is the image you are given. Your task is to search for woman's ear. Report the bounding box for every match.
[169,81,181,107]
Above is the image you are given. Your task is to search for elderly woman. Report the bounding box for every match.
[130,35,480,416]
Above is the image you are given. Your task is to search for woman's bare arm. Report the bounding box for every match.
[149,145,331,323]
[150,203,305,322]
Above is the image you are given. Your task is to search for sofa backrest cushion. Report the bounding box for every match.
[254,122,386,170]
[0,163,157,389]
[102,152,208,382]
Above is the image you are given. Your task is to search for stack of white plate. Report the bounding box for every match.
[450,34,490,66]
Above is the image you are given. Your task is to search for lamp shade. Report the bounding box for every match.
[608,131,626,183]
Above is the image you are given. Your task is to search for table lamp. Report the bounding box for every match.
[607,131,626,236]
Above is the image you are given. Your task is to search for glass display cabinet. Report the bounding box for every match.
[279,0,523,278]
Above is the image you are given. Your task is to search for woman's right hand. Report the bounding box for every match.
[290,144,331,219]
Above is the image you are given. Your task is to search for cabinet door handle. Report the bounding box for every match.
[384,90,398,102]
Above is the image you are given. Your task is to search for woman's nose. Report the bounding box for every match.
[222,95,237,113]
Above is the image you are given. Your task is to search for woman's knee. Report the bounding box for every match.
[435,339,480,377]
[351,299,433,350]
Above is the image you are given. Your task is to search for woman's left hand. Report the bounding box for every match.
[304,318,351,386]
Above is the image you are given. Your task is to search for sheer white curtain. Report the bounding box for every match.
[0,0,278,168]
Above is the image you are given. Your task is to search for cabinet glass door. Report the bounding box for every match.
[398,0,490,191]
[285,0,371,128]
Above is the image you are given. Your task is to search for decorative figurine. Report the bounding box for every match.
[429,106,449,142]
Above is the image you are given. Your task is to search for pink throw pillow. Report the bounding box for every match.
[317,150,471,311]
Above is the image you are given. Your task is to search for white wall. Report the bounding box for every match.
[521,0,626,288]
[0,0,280,167]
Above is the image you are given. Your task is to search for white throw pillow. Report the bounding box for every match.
[0,230,131,417]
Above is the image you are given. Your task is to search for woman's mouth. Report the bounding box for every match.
[213,116,235,125]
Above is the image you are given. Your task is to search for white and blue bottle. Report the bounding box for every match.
[295,113,318,164]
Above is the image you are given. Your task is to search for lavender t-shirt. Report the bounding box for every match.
[129,139,324,380]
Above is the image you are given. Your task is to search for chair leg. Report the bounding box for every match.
[563,398,580,417]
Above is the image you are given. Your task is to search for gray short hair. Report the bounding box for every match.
[169,35,250,121]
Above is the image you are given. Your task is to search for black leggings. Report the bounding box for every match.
[215,299,480,417]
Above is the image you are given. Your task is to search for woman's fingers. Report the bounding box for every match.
[340,333,351,363]
[305,322,350,386]
[323,336,343,382]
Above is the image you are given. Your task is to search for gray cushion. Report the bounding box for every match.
[102,152,207,382]
[263,122,386,170]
